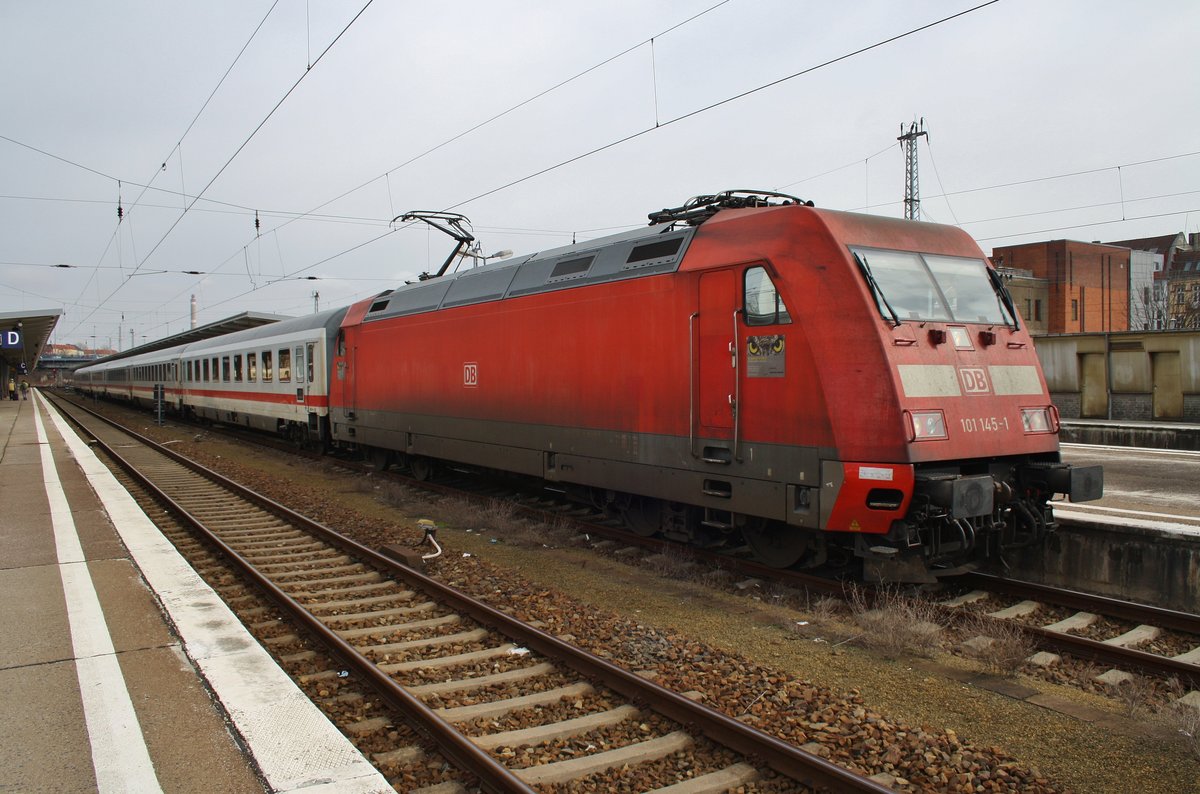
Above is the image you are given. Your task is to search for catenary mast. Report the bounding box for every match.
[898,119,928,220]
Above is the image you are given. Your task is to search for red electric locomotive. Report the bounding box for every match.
[329,191,1100,581]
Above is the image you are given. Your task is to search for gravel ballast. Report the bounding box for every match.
[89,410,1200,793]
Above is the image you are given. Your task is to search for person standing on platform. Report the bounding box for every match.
[19,380,29,400]
[7,377,15,401]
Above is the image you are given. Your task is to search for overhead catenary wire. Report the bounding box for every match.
[35,1,1195,342]
[129,1,1007,339]
[63,2,282,324]
[62,0,375,340]
[250,0,734,243]
[441,0,1003,212]
[127,1,740,332]
[923,134,960,225]
[976,207,1200,244]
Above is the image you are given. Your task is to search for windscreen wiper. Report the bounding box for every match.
[854,254,902,328]
[986,268,1020,330]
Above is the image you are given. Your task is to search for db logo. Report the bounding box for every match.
[958,367,991,394]
[463,362,478,388]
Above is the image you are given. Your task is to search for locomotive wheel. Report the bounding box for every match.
[742,522,809,568]
[368,446,390,472]
[408,456,435,481]
[621,497,661,537]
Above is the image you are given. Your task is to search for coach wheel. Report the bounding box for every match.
[621,498,661,537]
[742,521,809,568]
[408,456,435,481]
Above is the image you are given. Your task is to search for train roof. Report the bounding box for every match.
[78,311,288,370]
[76,308,346,374]
[362,221,699,322]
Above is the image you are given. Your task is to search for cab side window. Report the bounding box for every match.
[744,266,792,326]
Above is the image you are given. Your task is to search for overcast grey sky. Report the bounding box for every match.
[2,0,1198,350]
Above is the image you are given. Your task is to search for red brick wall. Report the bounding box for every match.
[992,241,1130,332]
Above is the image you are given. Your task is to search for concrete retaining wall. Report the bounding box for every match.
[1059,420,1200,450]
[1007,520,1200,613]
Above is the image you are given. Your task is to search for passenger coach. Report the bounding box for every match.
[76,309,346,446]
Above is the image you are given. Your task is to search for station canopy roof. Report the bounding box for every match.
[87,311,290,366]
[0,309,62,374]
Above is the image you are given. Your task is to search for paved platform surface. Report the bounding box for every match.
[0,393,391,793]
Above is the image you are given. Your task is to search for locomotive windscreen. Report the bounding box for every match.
[852,248,1017,326]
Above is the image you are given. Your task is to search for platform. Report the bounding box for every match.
[0,393,391,793]
[1060,417,1200,450]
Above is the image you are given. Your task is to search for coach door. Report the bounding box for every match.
[696,271,738,457]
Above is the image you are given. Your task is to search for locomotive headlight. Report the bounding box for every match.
[906,410,947,441]
[1020,407,1054,433]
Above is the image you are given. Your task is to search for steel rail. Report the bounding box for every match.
[55,401,535,793]
[1021,625,1200,688]
[51,393,892,793]
[960,571,1200,635]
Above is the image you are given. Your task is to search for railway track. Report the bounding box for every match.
[438,473,1200,695]
[450,483,1200,697]
[48,392,894,792]
[441,477,1200,694]
[944,573,1200,692]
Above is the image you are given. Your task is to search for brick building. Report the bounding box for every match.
[1167,248,1200,329]
[994,266,1049,335]
[990,240,1130,333]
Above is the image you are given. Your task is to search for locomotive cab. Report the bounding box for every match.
[817,235,1104,580]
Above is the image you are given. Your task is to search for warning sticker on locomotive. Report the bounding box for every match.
[747,335,785,378]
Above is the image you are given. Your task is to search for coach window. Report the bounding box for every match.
[744,266,792,326]
[306,343,316,382]
[212,358,219,382]
[222,356,231,382]
[247,352,257,382]
[262,351,273,382]
[278,348,291,382]
[202,359,209,382]
[233,354,243,382]
[294,346,305,384]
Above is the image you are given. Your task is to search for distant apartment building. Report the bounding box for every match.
[990,240,1130,333]
[1167,248,1200,329]
[1106,233,1182,329]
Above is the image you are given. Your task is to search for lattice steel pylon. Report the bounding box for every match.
[898,119,928,220]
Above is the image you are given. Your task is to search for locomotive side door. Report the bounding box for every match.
[697,270,738,444]
[332,329,356,421]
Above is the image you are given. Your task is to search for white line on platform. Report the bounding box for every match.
[1055,501,1200,523]
[1055,507,1200,537]
[37,393,393,794]
[31,392,162,794]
